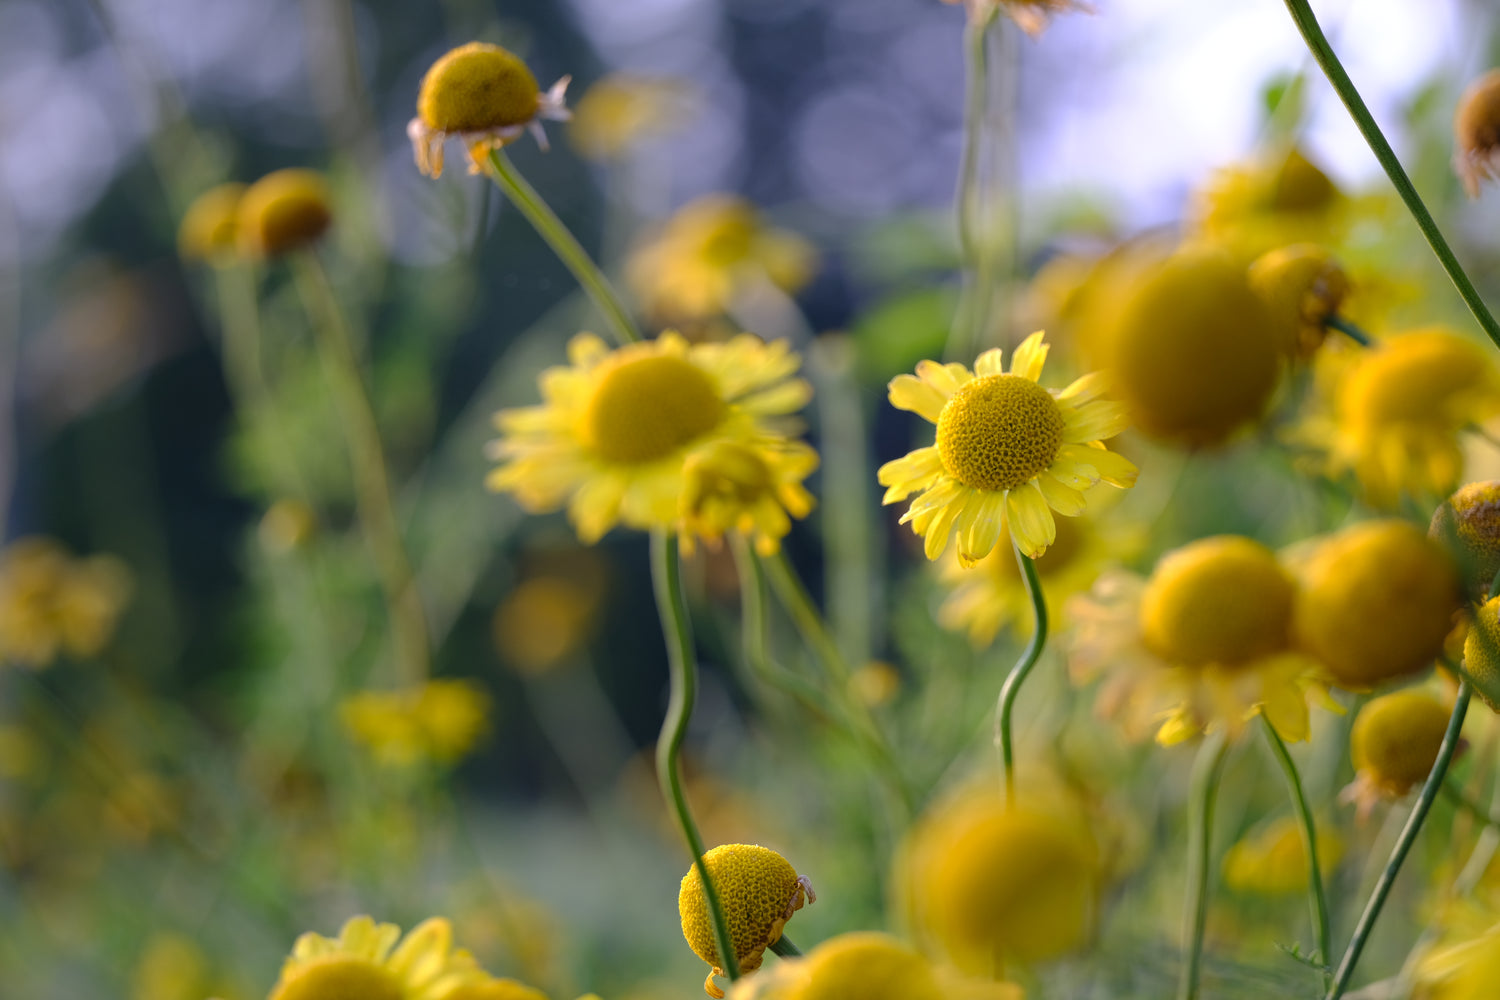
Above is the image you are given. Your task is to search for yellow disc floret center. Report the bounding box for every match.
[1140,537,1294,668]
[270,957,406,1000]
[585,354,725,465]
[936,374,1064,492]
[418,43,541,133]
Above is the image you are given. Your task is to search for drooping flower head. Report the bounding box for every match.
[267,916,484,1000]
[1344,688,1454,817]
[237,169,333,258]
[678,844,814,998]
[1455,69,1500,199]
[1431,480,1500,601]
[679,438,818,555]
[1070,536,1332,745]
[879,331,1136,564]
[486,332,813,545]
[1247,243,1351,360]
[177,183,246,263]
[408,42,570,178]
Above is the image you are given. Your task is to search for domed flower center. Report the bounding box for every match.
[585,354,724,465]
[936,375,1064,492]
[1140,537,1294,668]
[418,43,540,133]
[271,957,406,1000]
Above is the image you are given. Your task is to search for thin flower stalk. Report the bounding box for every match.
[1179,731,1230,1000]
[730,532,835,725]
[1259,714,1332,988]
[995,544,1048,803]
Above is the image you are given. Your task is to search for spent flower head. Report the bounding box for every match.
[1455,69,1500,199]
[1432,480,1500,601]
[237,169,333,258]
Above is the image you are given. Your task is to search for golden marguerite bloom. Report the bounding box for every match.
[725,932,1021,1000]
[679,439,818,556]
[1247,243,1350,360]
[1070,536,1332,745]
[339,679,491,768]
[1455,69,1500,199]
[898,789,1098,972]
[1188,147,1347,260]
[268,916,484,1000]
[1316,328,1500,508]
[408,41,570,178]
[486,332,812,545]
[938,509,1142,646]
[1432,480,1500,600]
[941,0,1089,36]
[1293,519,1462,689]
[626,196,817,323]
[0,537,130,669]
[569,73,690,161]
[237,169,333,258]
[678,844,814,998]
[1221,815,1343,896]
[1344,687,1452,817]
[177,183,246,262]
[879,331,1137,564]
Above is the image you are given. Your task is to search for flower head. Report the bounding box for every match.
[941,0,1090,36]
[1070,536,1332,744]
[339,680,491,768]
[1456,69,1500,199]
[879,331,1136,564]
[237,169,333,258]
[493,567,605,675]
[1432,481,1500,601]
[1465,596,1500,713]
[1222,815,1343,895]
[1189,147,1346,258]
[0,537,131,668]
[409,42,569,178]
[178,183,246,263]
[1345,688,1453,816]
[269,916,484,1000]
[1247,243,1350,360]
[486,332,812,544]
[1293,519,1462,688]
[569,73,690,161]
[626,196,817,324]
[679,439,817,555]
[678,843,814,998]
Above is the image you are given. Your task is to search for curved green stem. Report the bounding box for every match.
[485,150,641,345]
[1280,0,1500,352]
[1178,731,1230,1000]
[731,534,835,723]
[1259,715,1332,986]
[1324,682,1472,1000]
[651,531,739,983]
[995,544,1048,803]
[769,936,802,959]
[1325,314,1372,347]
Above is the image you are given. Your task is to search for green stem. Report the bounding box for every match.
[1280,0,1500,352]
[293,253,432,685]
[731,533,835,723]
[947,8,1000,362]
[1178,731,1230,1000]
[485,149,641,345]
[651,531,740,983]
[1325,314,1372,347]
[769,936,802,958]
[1324,682,1472,1000]
[1258,715,1332,986]
[995,544,1049,803]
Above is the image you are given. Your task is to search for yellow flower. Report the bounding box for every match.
[259,499,318,555]
[1098,245,1281,447]
[237,169,333,258]
[899,790,1098,971]
[340,680,491,767]
[408,42,570,178]
[1414,906,1500,1000]
[679,439,818,556]
[1432,480,1500,601]
[0,537,130,668]
[626,196,817,323]
[678,844,814,998]
[1222,815,1343,896]
[849,660,902,708]
[132,932,218,1000]
[1188,147,1347,259]
[486,332,812,544]
[1293,519,1462,689]
[568,74,690,161]
[268,916,484,1000]
[725,932,1022,1000]
[493,570,604,676]
[1247,243,1350,360]
[941,0,1090,36]
[178,183,246,262]
[1344,688,1453,815]
[1455,69,1500,199]
[938,507,1143,646]
[445,976,550,1000]
[879,331,1137,563]
[1069,536,1332,745]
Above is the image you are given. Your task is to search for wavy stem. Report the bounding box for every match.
[485,149,641,345]
[1280,0,1500,352]
[1259,715,1332,986]
[730,534,835,723]
[651,531,739,984]
[1178,731,1230,1000]
[1324,682,1472,1000]
[995,544,1049,803]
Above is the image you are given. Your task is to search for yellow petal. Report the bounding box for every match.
[567,333,611,367]
[1037,473,1088,516]
[1005,482,1056,557]
[1060,444,1137,488]
[958,489,1006,565]
[887,373,948,422]
[915,359,970,396]
[922,498,963,561]
[1062,399,1130,443]
[1008,331,1049,382]
[974,347,1005,378]
[387,918,452,986]
[1055,370,1109,405]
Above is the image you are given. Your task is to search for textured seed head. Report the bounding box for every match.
[935,374,1064,491]
[584,354,724,464]
[417,42,540,133]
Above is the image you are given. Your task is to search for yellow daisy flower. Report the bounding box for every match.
[268,915,484,1000]
[679,438,818,556]
[1247,243,1351,360]
[1069,535,1332,745]
[339,680,491,768]
[878,331,1137,564]
[486,331,812,544]
[1222,815,1343,896]
[0,537,131,669]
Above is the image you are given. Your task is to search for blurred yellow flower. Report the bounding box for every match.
[1414,902,1500,1000]
[849,660,902,708]
[493,573,603,676]
[569,74,691,161]
[879,331,1137,563]
[1188,147,1347,259]
[132,932,217,1000]
[340,679,491,768]
[1345,687,1453,816]
[1431,480,1500,601]
[268,915,484,1000]
[259,499,318,555]
[237,169,333,258]
[679,438,818,556]
[1222,815,1343,896]
[1246,243,1350,360]
[486,332,812,544]
[446,975,551,1000]
[178,183,246,263]
[1455,69,1500,199]
[626,196,816,323]
[0,537,130,669]
[409,41,570,178]
[1070,536,1331,745]
[727,931,1022,1000]
[679,843,814,998]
